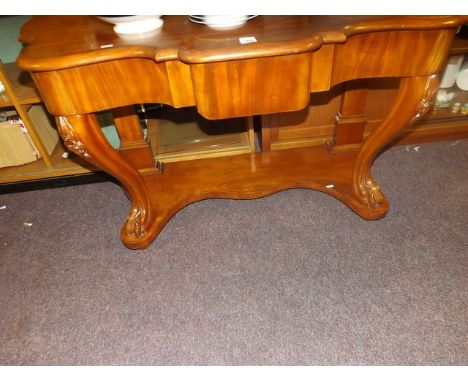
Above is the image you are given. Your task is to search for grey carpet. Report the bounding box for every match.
[0,140,467,365]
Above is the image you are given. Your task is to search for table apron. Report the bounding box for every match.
[32,28,454,119]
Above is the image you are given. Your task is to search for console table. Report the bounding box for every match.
[17,16,467,249]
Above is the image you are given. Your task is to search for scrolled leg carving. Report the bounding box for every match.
[57,117,92,159]
[410,74,440,125]
[352,74,440,216]
[57,114,156,248]
[126,202,146,238]
[357,174,385,209]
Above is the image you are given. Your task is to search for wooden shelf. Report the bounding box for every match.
[0,141,95,184]
[449,35,468,55]
[425,87,468,121]
[0,62,41,107]
[146,107,255,163]
[0,91,13,108]
[395,119,468,145]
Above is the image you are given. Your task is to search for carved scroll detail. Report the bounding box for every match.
[358,174,384,208]
[126,203,146,238]
[410,73,440,125]
[57,116,92,159]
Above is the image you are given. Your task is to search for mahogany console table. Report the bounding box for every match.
[17,16,467,249]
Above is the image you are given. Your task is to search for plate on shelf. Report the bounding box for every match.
[188,15,257,29]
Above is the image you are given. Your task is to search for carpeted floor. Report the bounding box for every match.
[0,140,467,365]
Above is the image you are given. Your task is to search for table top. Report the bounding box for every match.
[17,15,467,71]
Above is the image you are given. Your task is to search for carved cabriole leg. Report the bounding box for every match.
[351,74,440,218]
[57,114,156,248]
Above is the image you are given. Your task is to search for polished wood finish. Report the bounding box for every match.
[263,76,468,151]
[111,106,158,175]
[354,74,440,208]
[330,82,368,151]
[261,85,345,151]
[191,54,312,119]
[16,16,467,248]
[147,111,255,163]
[264,30,468,152]
[449,33,468,54]
[17,16,465,69]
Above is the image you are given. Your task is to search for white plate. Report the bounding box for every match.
[98,16,161,25]
[97,16,164,35]
[188,15,256,29]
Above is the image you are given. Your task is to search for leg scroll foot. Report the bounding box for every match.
[351,74,440,219]
[58,114,158,249]
[356,173,385,209]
